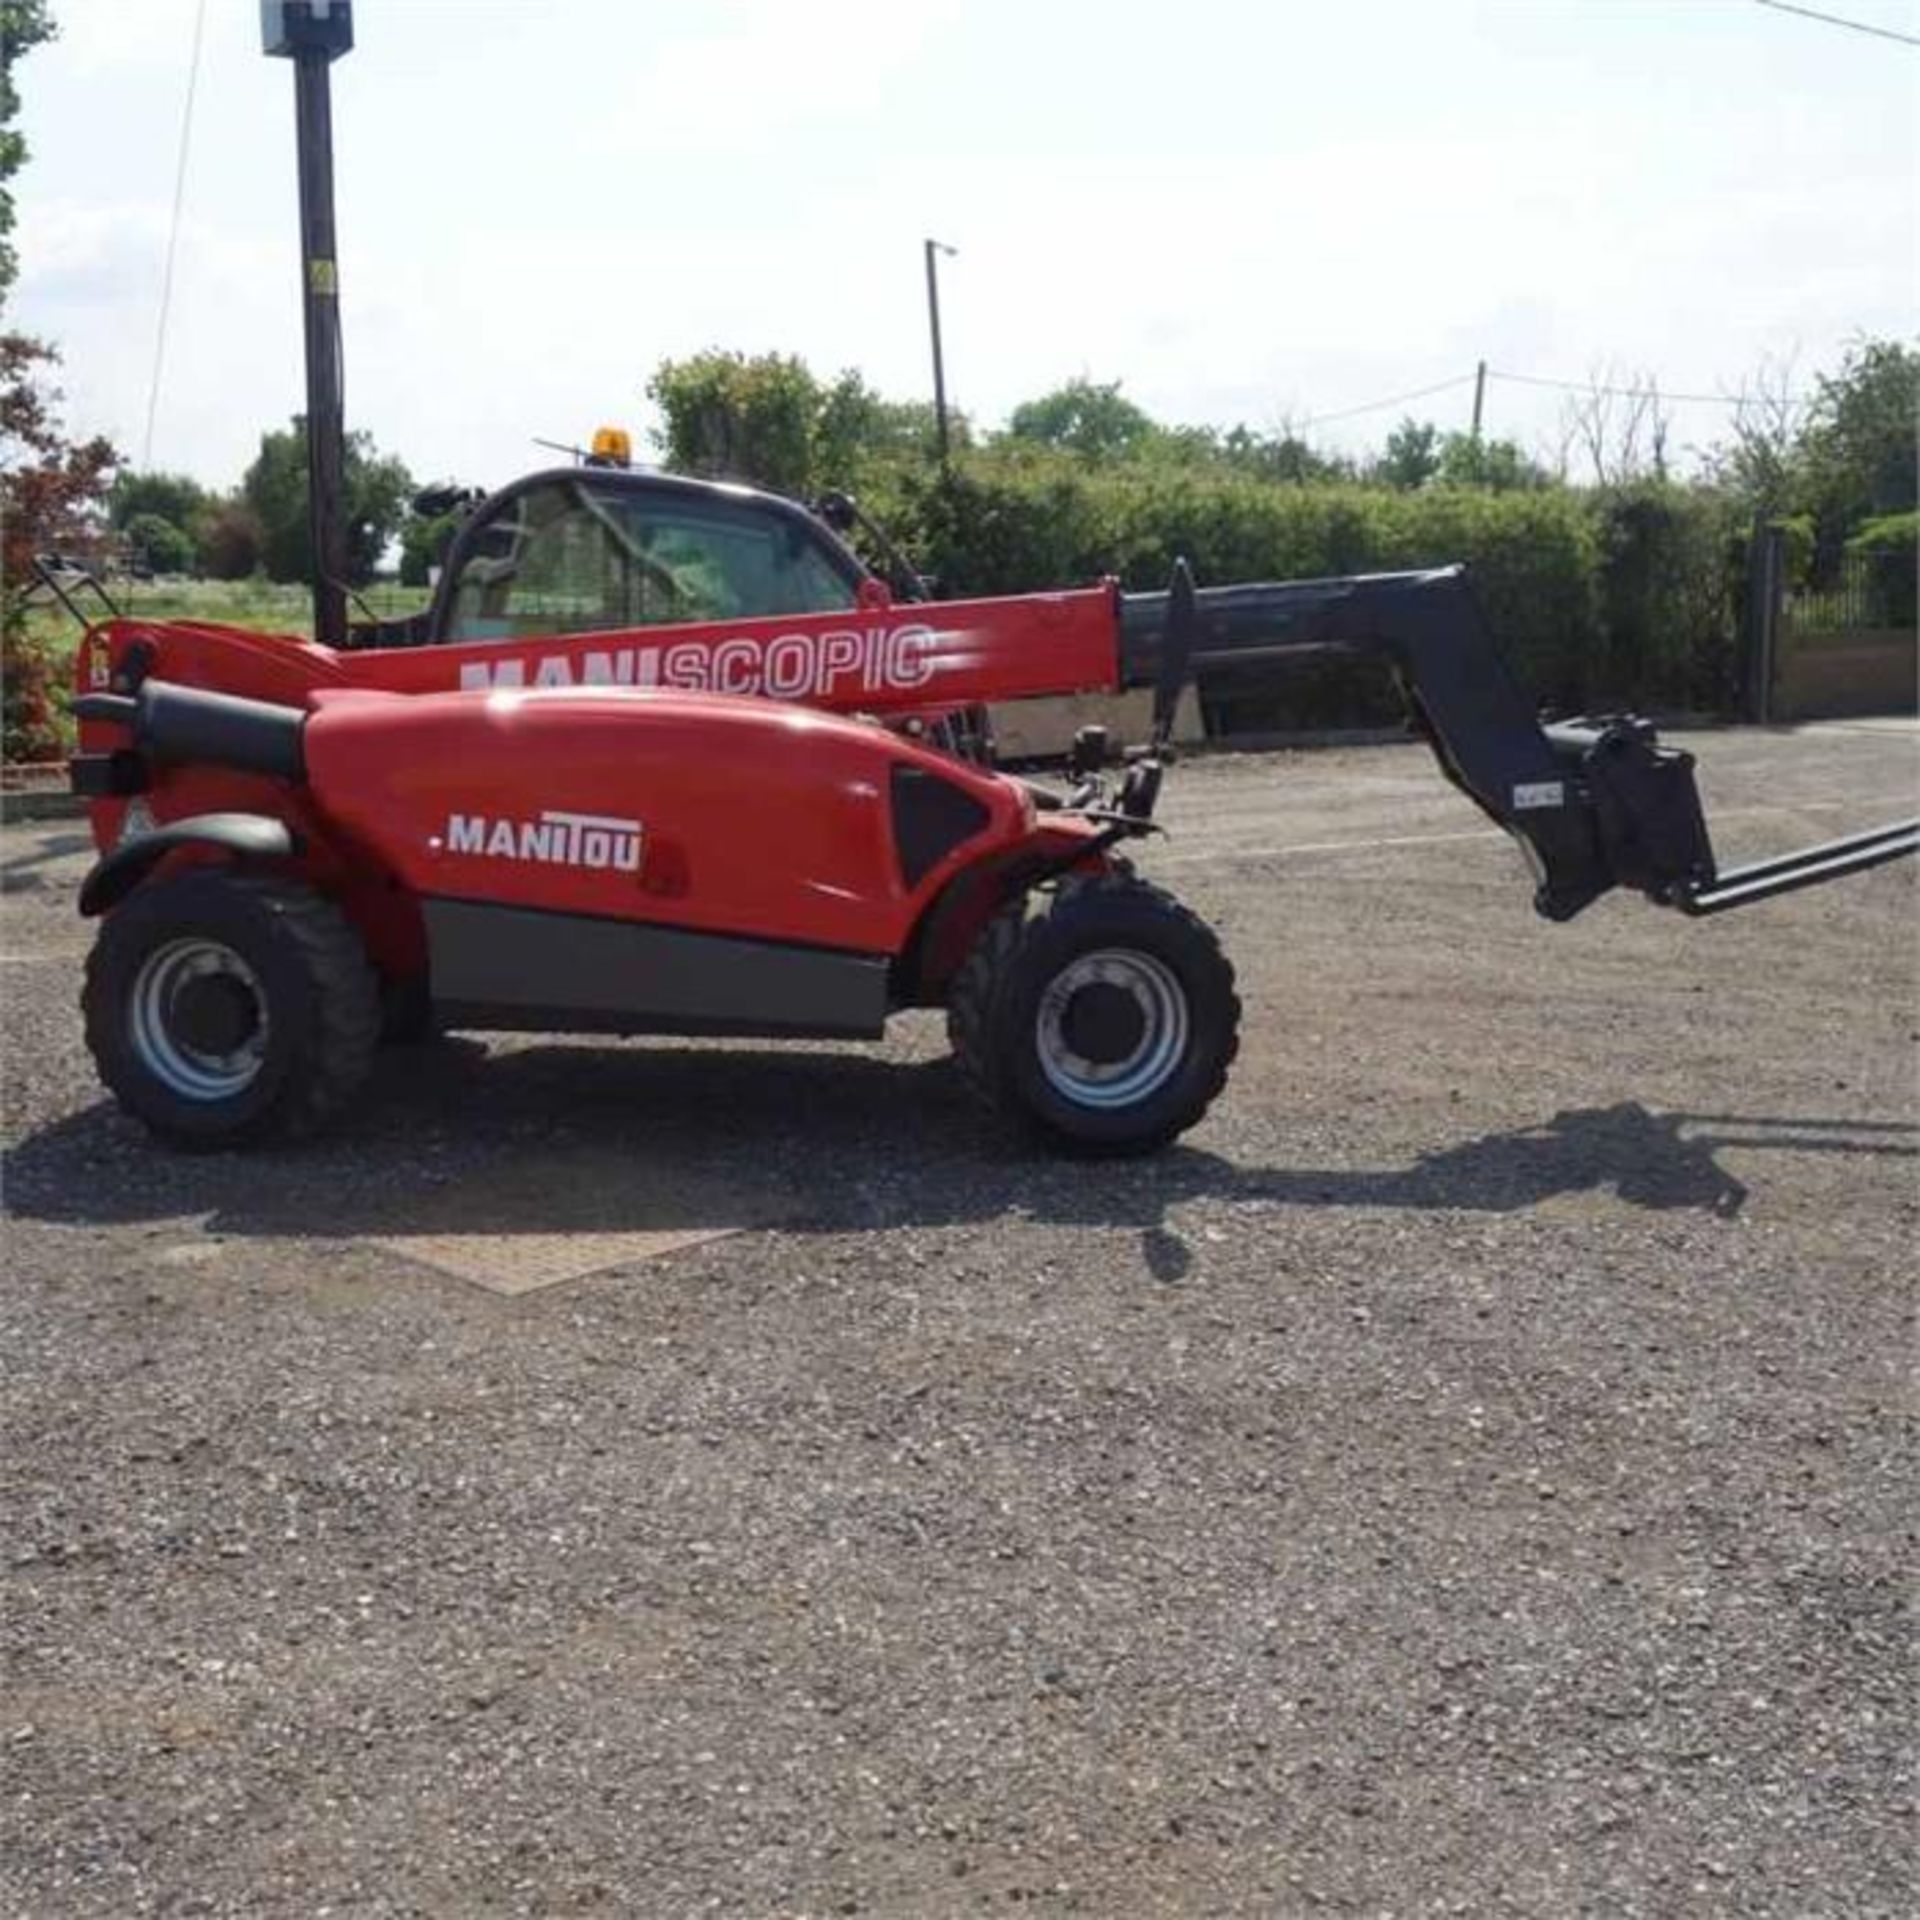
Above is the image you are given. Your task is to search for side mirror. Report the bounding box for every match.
[412,484,480,519]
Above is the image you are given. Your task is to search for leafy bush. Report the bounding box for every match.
[1846,511,1918,628]
[1,624,65,762]
[875,455,1616,717]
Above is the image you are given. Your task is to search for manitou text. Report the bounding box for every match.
[441,809,645,872]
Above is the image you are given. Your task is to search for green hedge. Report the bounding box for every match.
[870,455,1743,726]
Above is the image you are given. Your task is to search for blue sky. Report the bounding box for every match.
[10,0,1916,491]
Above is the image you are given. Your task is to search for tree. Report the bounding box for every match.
[1705,352,1805,512]
[1372,417,1442,490]
[2,335,118,757]
[109,468,210,533]
[241,417,413,584]
[2,338,118,562]
[1799,337,1917,532]
[1,0,55,310]
[195,499,263,580]
[648,352,959,498]
[1005,378,1155,460]
[814,368,948,483]
[124,511,194,575]
[649,350,821,494]
[0,5,116,761]
[1557,366,1670,487]
[1435,432,1550,491]
[398,501,461,587]
[111,470,214,581]
[1703,337,1917,578]
[1217,423,1351,485]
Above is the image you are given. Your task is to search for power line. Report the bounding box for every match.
[1752,0,1920,48]
[141,0,208,471]
[1290,363,1801,441]
[1295,374,1475,428]
[1487,368,1799,408]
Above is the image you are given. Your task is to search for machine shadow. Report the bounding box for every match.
[7,1038,1915,1258]
[0,830,93,889]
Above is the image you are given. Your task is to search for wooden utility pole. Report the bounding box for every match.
[265,0,354,649]
[1471,359,1487,440]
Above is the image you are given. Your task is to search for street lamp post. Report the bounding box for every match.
[924,238,957,466]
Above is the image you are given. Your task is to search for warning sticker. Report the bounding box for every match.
[1513,781,1565,811]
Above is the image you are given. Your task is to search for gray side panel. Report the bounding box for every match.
[422,897,890,1040]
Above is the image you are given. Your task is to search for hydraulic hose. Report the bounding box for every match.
[74,682,308,784]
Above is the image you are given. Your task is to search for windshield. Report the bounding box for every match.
[443,479,859,643]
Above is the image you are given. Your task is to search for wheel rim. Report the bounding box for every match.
[1035,947,1190,1110]
[128,937,271,1102]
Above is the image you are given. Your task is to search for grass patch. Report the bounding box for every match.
[23,577,432,663]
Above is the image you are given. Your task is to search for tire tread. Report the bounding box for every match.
[945,871,1239,1152]
[83,870,379,1145]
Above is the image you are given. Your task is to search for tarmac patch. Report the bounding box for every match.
[371,1222,759,1294]
[357,1151,784,1294]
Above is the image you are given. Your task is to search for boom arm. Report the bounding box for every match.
[1119,565,1917,920]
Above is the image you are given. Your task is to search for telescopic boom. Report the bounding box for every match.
[1117,565,1918,921]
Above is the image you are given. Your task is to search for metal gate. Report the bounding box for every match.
[1749,527,1917,723]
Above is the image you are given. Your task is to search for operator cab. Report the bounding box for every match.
[352,466,875,651]
[347,452,988,759]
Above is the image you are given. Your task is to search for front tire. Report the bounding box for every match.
[947,873,1239,1155]
[83,870,380,1148]
[379,972,439,1046]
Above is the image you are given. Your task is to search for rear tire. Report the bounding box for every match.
[83,870,380,1148]
[947,872,1239,1155]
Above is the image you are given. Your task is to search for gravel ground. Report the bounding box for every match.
[3,725,1916,1917]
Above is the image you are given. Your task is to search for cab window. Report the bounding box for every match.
[442,479,858,642]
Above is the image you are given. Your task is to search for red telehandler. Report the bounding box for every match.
[65,461,1918,1154]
